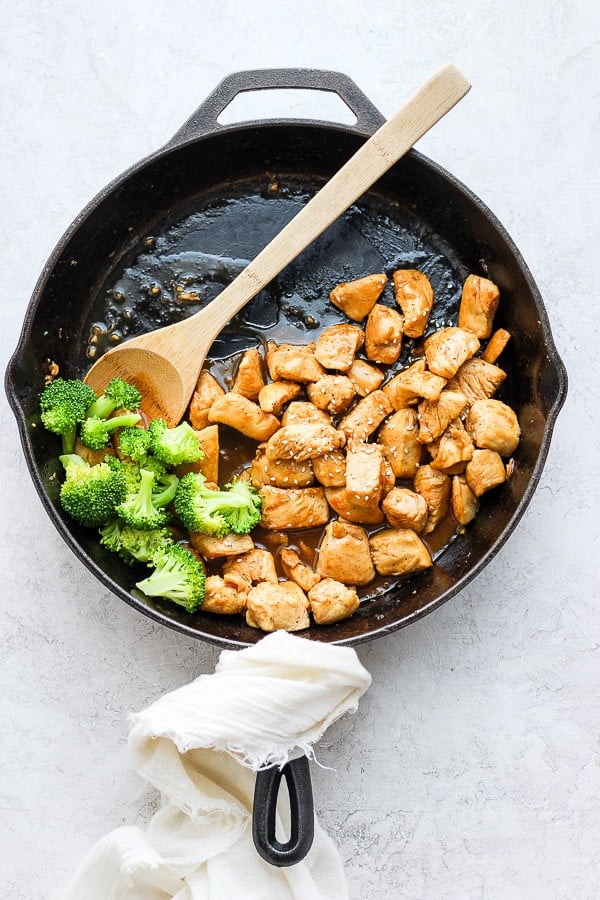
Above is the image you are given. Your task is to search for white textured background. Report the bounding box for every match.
[1,2,599,898]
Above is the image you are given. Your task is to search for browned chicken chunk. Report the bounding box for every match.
[424,327,480,379]
[465,449,507,496]
[451,475,479,525]
[312,449,347,487]
[338,390,393,442]
[345,442,386,505]
[246,581,310,632]
[377,408,421,478]
[189,531,254,559]
[189,369,225,430]
[202,575,248,615]
[231,346,265,401]
[308,579,360,625]
[313,323,365,371]
[324,486,385,525]
[368,528,432,577]
[222,548,278,592]
[418,390,468,444]
[465,399,520,456]
[250,444,314,488]
[259,485,331,530]
[429,419,474,472]
[306,375,356,415]
[281,402,331,427]
[174,424,220,484]
[382,359,446,409]
[458,274,500,339]
[279,547,321,592]
[329,273,388,322]
[392,269,434,337]
[264,423,345,461]
[381,487,429,532]
[346,358,385,396]
[208,392,280,441]
[414,464,451,534]
[316,520,375,585]
[365,304,404,364]
[481,328,511,364]
[446,357,506,406]
[258,380,302,415]
[266,342,325,383]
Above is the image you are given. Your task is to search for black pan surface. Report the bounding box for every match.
[5,69,567,647]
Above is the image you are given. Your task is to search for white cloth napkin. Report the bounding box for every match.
[60,631,372,900]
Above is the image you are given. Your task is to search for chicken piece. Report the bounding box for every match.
[392,269,434,338]
[377,408,421,478]
[451,475,479,525]
[231,347,265,401]
[347,358,385,397]
[345,442,386,505]
[75,437,112,467]
[222,548,278,594]
[316,520,375,585]
[189,369,226,430]
[312,449,347,487]
[365,303,404,364]
[202,575,247,615]
[325,486,385,525]
[250,444,314,488]
[458,274,500,339]
[418,390,468,444]
[381,487,429,532]
[413,464,451,534]
[279,547,321,592]
[338,390,393,442]
[258,380,302,415]
[264,423,345,461]
[481,328,511,364]
[306,375,356,415]
[424,327,480,379]
[368,528,432,577]
[259,485,331,530]
[266,342,325,383]
[429,419,474,472]
[174,424,220,484]
[308,579,360,625]
[382,359,446,409]
[208,392,280,441]
[446,357,506,407]
[465,399,520,456]
[314,323,365,371]
[281,401,331,427]
[189,531,254,559]
[329,273,388,322]
[465,449,507,496]
[246,581,310,632]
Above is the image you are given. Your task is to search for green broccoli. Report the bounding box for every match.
[104,455,141,494]
[148,418,204,466]
[152,472,179,508]
[39,378,97,453]
[174,472,262,537]
[99,518,126,554]
[80,412,142,450]
[86,378,142,419]
[100,519,174,565]
[116,468,171,530]
[117,426,152,464]
[59,454,127,527]
[136,543,206,612]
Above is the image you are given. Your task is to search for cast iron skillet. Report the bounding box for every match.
[5,69,567,866]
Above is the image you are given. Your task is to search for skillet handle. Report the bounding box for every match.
[252,755,315,867]
[167,68,385,145]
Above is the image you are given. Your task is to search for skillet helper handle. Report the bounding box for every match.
[167,68,386,145]
[252,756,315,867]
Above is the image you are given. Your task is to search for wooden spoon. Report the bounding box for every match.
[85,64,470,424]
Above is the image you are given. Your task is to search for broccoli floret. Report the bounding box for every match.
[174,472,262,536]
[117,426,152,464]
[148,418,204,466]
[39,378,97,453]
[86,378,142,419]
[80,412,142,450]
[104,455,141,493]
[116,468,170,530]
[59,454,127,527]
[100,519,174,565]
[99,518,126,554]
[136,543,205,612]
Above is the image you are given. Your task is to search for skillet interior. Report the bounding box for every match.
[6,122,567,647]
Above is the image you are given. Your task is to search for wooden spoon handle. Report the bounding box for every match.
[190,63,470,342]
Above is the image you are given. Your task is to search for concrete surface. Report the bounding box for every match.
[1,1,599,897]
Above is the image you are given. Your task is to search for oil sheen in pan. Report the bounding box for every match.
[84,178,472,604]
